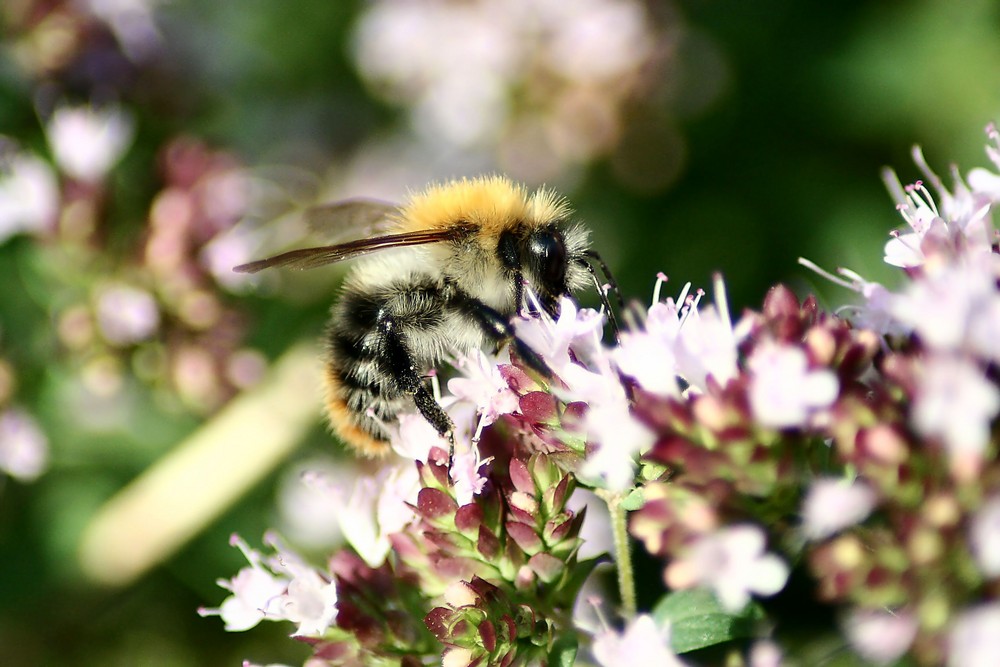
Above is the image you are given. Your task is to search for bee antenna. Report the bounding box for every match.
[579,251,622,343]
[583,250,625,311]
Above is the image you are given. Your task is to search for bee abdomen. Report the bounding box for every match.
[323,361,406,457]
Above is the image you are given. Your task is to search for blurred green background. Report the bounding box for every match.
[1,0,998,664]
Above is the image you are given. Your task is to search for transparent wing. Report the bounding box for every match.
[302,198,402,243]
[233,227,458,274]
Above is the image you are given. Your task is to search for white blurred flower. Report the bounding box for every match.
[911,355,999,469]
[844,608,918,665]
[592,614,687,667]
[948,603,1000,667]
[335,463,419,568]
[0,148,58,243]
[276,459,359,550]
[95,283,160,346]
[665,524,789,613]
[350,0,671,179]
[579,393,655,491]
[890,255,1000,361]
[747,341,839,429]
[969,496,1000,578]
[81,0,164,61]
[0,407,49,482]
[45,104,135,183]
[801,477,877,541]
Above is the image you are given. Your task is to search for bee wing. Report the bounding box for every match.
[302,198,402,242]
[233,228,459,274]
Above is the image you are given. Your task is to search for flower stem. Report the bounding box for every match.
[598,489,636,620]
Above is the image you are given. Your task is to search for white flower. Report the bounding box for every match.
[675,275,743,392]
[613,328,680,397]
[198,534,289,632]
[797,259,907,338]
[844,608,917,665]
[969,496,1000,578]
[450,444,492,506]
[665,524,789,613]
[592,614,688,667]
[45,104,135,183]
[0,407,49,482]
[801,477,877,541]
[948,603,1000,667]
[747,341,839,429]
[0,148,58,243]
[911,355,1000,467]
[280,567,339,637]
[448,349,520,438]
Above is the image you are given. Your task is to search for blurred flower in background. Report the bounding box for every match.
[348,0,720,190]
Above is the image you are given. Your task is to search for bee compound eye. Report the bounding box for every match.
[528,229,567,292]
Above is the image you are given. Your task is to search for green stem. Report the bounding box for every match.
[598,489,636,620]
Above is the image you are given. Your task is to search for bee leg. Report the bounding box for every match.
[449,292,553,378]
[378,316,455,449]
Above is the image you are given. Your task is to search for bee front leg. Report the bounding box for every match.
[378,316,455,449]
[447,291,553,378]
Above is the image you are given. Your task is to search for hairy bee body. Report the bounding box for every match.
[236,176,606,457]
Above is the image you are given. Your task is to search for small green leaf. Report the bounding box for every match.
[640,461,669,482]
[652,588,764,653]
[620,487,646,511]
[548,634,578,667]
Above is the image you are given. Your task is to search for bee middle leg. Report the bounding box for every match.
[377,315,455,443]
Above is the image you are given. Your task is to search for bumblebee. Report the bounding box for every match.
[236,176,618,456]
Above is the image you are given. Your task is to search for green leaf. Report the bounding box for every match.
[620,487,646,511]
[548,634,578,667]
[652,588,764,653]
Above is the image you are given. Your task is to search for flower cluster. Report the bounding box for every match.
[206,127,1000,666]
[347,0,711,188]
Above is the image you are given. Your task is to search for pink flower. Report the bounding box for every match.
[747,341,838,429]
[665,524,789,612]
[801,477,877,541]
[592,614,688,667]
